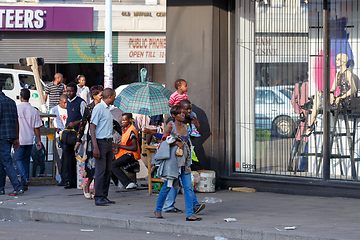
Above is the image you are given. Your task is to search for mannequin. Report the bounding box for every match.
[305,53,357,136]
[288,76,309,172]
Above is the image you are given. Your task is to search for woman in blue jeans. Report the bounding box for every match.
[154,106,202,221]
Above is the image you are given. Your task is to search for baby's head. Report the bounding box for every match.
[175,79,188,93]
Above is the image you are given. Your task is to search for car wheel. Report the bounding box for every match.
[272,116,295,138]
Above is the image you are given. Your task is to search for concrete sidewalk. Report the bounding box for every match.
[0,184,358,240]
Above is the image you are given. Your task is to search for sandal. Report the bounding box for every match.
[83,186,91,199]
[186,217,202,221]
[154,211,163,219]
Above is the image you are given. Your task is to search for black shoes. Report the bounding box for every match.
[193,203,206,214]
[9,189,24,196]
[186,217,202,221]
[22,181,29,191]
[64,182,76,189]
[164,207,183,213]
[95,197,115,206]
[57,181,66,186]
[104,197,115,204]
[0,190,4,195]
[95,198,107,206]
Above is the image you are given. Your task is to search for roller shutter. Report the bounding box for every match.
[0,32,68,64]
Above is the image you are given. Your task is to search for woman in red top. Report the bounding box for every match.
[112,113,140,189]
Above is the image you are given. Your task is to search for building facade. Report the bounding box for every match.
[166,0,360,193]
[0,0,166,87]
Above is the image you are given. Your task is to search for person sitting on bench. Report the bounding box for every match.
[112,113,140,189]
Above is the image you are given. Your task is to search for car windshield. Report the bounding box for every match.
[279,88,294,99]
[19,74,44,90]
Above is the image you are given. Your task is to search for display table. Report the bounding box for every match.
[145,144,164,195]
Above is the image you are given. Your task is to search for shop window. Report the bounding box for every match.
[0,73,14,90]
[236,0,360,181]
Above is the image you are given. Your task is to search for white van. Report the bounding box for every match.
[0,68,45,109]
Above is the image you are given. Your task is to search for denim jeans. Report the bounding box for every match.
[0,139,21,191]
[156,170,194,218]
[298,142,308,171]
[163,179,200,211]
[14,145,33,185]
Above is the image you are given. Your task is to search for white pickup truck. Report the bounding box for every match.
[0,68,45,109]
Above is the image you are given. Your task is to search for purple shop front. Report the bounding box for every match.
[0,6,93,31]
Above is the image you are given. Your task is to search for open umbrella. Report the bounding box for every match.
[114,69,172,116]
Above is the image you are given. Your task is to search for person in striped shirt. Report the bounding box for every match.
[168,79,200,137]
[168,79,189,108]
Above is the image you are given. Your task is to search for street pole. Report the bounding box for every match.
[104,0,113,89]
[323,0,330,181]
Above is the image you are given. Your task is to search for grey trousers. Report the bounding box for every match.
[94,139,113,201]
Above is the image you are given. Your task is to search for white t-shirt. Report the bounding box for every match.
[50,105,68,138]
[77,85,90,104]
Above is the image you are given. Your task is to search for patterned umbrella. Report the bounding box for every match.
[114,82,173,116]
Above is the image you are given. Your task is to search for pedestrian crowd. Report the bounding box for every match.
[0,74,205,221]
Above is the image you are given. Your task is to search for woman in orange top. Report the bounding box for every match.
[112,113,140,189]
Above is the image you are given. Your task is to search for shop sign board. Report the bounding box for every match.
[255,33,308,63]
[0,6,93,31]
[67,32,118,64]
[118,33,166,63]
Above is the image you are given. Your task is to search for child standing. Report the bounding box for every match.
[168,79,200,137]
[50,94,68,185]
[76,75,91,104]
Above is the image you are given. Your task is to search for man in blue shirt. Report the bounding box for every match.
[0,84,24,196]
[90,88,116,206]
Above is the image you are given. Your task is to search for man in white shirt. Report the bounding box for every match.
[14,89,42,191]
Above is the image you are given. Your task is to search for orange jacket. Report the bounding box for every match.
[115,124,141,160]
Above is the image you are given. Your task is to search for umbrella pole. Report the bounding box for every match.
[141,130,146,155]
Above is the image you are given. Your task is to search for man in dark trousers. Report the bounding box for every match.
[62,82,86,189]
[0,84,23,196]
[90,88,116,206]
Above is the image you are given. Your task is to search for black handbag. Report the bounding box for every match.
[60,127,77,145]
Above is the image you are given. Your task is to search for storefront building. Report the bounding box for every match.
[166,0,360,194]
[0,0,166,87]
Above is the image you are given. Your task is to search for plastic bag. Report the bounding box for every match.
[202,197,222,203]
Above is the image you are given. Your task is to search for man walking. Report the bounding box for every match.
[0,85,23,196]
[62,82,86,189]
[45,73,65,110]
[90,88,116,206]
[14,89,42,191]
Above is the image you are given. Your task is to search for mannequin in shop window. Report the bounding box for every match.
[305,53,357,136]
[288,75,309,172]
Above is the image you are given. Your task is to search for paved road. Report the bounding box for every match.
[0,220,232,240]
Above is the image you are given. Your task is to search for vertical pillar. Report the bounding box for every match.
[104,0,113,89]
[323,0,330,180]
[235,0,255,172]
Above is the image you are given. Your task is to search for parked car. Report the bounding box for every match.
[0,68,45,109]
[255,86,297,138]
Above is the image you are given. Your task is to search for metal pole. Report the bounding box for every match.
[104,0,113,89]
[323,0,330,180]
